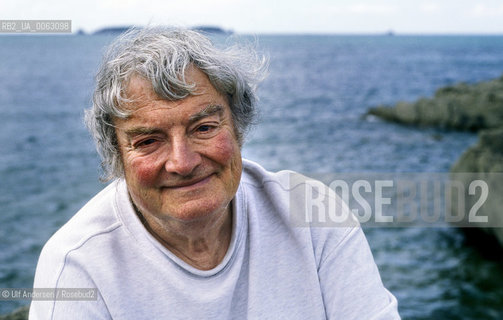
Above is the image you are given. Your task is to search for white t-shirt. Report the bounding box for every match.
[30,159,400,319]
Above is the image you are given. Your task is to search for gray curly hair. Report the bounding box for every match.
[85,27,267,181]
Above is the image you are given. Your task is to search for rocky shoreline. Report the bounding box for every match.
[0,306,28,320]
[367,75,503,131]
[368,75,503,248]
[450,128,503,246]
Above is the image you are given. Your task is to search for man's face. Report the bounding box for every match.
[114,67,242,223]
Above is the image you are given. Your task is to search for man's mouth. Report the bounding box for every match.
[163,174,214,189]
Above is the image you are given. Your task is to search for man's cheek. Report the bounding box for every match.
[212,133,239,162]
[128,159,160,186]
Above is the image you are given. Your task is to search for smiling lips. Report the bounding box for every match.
[162,173,214,189]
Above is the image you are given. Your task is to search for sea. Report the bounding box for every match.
[1,33,503,319]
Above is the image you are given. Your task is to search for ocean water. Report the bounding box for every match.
[1,34,503,318]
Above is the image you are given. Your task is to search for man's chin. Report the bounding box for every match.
[159,198,230,223]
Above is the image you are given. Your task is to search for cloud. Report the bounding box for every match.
[347,3,398,15]
[419,3,441,13]
[321,3,398,16]
[471,3,503,17]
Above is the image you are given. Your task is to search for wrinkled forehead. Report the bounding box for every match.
[124,76,162,103]
[122,67,224,111]
[117,68,229,119]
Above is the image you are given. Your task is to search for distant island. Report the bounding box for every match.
[93,26,133,35]
[92,25,232,36]
[191,26,233,35]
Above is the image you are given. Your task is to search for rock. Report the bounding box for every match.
[450,128,503,247]
[452,128,503,172]
[0,305,29,320]
[367,75,503,131]
[366,74,503,250]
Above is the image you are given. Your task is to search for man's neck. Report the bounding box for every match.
[135,204,233,270]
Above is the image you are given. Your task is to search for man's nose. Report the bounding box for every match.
[164,136,201,176]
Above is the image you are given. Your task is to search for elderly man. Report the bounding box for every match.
[30,28,400,319]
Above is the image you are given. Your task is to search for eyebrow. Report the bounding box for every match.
[123,127,164,138]
[122,104,224,138]
[188,104,224,123]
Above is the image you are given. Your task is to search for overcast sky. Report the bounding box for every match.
[2,0,503,34]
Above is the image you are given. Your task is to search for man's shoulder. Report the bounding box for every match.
[240,159,361,266]
[40,180,124,262]
[241,158,297,190]
[240,158,359,231]
[241,159,355,216]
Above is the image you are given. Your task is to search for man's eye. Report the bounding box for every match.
[136,138,157,147]
[197,125,213,133]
